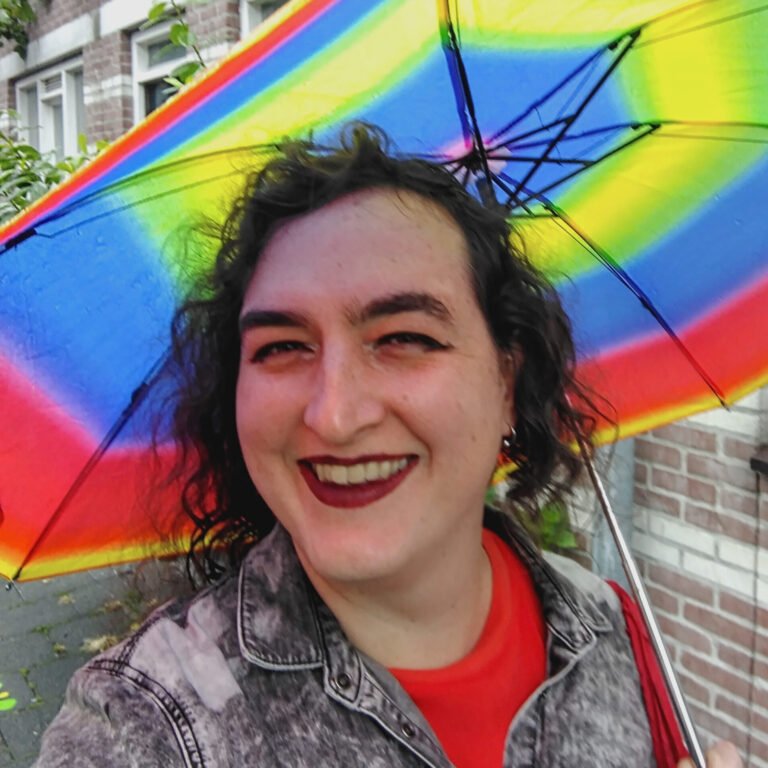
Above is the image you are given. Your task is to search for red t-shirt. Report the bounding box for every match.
[390,530,547,768]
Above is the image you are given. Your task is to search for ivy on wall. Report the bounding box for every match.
[0,0,36,57]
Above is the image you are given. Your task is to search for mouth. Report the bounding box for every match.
[298,455,417,508]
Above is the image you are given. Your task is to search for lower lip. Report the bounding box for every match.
[299,460,416,509]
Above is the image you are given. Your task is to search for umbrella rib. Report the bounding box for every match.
[487,46,607,146]
[511,29,641,203]
[488,152,591,166]
[546,204,727,406]
[516,124,659,209]
[10,352,170,582]
[503,121,653,151]
[635,2,768,49]
[44,144,279,222]
[493,173,537,216]
[9,168,248,242]
[439,0,495,203]
[490,115,572,150]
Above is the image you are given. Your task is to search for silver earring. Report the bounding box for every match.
[501,426,517,456]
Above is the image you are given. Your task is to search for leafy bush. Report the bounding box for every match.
[0,0,36,57]
[0,112,106,224]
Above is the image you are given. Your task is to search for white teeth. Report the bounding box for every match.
[311,458,410,486]
[347,464,365,484]
[330,465,348,485]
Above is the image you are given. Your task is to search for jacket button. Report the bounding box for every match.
[334,673,352,691]
[401,722,416,739]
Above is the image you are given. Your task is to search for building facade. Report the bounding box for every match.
[0,0,285,155]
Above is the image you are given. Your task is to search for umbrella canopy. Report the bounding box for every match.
[2,0,767,581]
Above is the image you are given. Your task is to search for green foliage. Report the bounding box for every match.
[0,111,106,224]
[522,500,580,554]
[141,0,206,93]
[0,0,36,57]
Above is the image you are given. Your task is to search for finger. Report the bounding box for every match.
[706,741,742,768]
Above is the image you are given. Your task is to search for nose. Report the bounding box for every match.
[303,345,386,444]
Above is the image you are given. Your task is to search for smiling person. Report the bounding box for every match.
[34,126,742,768]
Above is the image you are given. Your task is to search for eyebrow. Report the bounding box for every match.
[239,309,308,334]
[352,292,454,325]
[239,291,454,335]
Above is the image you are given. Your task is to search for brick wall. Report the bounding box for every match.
[633,390,768,766]
[2,0,246,145]
[187,0,241,52]
[82,31,133,142]
[25,0,100,40]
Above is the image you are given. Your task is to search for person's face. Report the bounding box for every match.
[235,188,513,589]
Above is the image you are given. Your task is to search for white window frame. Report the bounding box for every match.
[131,21,194,123]
[15,57,85,159]
[239,0,289,39]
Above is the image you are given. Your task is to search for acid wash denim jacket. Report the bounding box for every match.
[33,512,655,768]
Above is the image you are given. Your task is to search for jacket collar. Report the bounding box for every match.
[237,510,612,670]
[237,524,325,669]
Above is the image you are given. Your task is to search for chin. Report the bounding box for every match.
[293,525,413,586]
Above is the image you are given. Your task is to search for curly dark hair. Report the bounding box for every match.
[167,123,602,582]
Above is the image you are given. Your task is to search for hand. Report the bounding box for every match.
[677,741,743,768]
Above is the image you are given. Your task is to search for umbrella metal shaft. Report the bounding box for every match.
[579,439,706,768]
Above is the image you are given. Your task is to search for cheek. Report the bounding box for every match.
[235,372,307,456]
[400,376,503,456]
[235,374,275,455]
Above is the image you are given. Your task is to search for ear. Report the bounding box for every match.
[500,346,522,416]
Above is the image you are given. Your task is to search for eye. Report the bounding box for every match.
[250,340,313,363]
[376,332,450,352]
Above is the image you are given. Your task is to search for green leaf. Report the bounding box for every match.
[162,75,184,93]
[171,60,200,83]
[540,504,562,525]
[16,144,40,159]
[554,530,578,550]
[140,1,168,27]
[168,21,189,47]
[77,132,88,154]
[149,1,168,19]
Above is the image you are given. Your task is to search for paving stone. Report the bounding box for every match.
[0,633,55,675]
[26,656,88,706]
[3,570,120,605]
[0,560,189,768]
[47,613,130,659]
[0,706,49,767]
[2,583,136,639]
[0,670,37,712]
[0,729,16,768]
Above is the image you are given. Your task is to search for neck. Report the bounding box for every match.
[297,530,493,670]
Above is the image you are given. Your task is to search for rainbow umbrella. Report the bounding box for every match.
[2,0,767,581]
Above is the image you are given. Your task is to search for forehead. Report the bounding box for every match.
[243,188,474,305]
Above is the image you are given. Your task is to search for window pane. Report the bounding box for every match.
[245,0,287,31]
[147,39,186,67]
[261,1,286,17]
[71,69,85,138]
[39,95,64,157]
[20,86,40,148]
[144,79,174,116]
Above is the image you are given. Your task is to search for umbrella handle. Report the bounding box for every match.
[577,435,706,768]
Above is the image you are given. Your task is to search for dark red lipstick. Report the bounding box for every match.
[298,456,416,508]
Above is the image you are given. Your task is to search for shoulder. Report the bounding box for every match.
[35,573,245,767]
[542,551,623,614]
[89,571,244,711]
